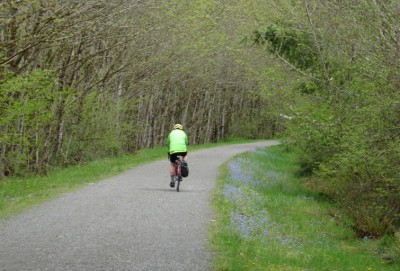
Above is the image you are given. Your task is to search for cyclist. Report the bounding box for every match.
[167,123,188,187]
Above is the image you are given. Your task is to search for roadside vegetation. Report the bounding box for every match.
[254,2,400,239]
[211,145,400,270]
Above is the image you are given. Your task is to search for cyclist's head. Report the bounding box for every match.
[174,124,183,130]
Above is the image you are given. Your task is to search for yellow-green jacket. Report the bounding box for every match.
[167,129,188,154]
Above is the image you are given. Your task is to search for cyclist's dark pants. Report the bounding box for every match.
[169,152,187,163]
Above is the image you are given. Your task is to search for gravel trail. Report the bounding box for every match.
[0,141,280,271]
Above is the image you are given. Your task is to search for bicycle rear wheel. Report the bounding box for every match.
[176,176,181,192]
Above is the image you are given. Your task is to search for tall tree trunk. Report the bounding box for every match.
[0,125,8,177]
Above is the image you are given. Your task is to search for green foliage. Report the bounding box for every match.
[228,99,282,139]
[287,69,400,237]
[61,92,126,164]
[0,70,58,174]
[253,1,400,238]
[295,77,320,94]
[317,111,400,236]
[285,99,341,176]
[254,21,317,70]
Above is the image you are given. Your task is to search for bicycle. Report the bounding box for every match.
[173,156,183,192]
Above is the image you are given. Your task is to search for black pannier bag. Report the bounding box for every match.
[180,161,189,177]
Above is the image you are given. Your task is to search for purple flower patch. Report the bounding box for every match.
[228,159,262,186]
[230,210,270,239]
[228,159,251,182]
[221,184,247,203]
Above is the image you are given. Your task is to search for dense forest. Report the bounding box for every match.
[1,1,399,238]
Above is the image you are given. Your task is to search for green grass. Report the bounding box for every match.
[211,145,400,271]
[0,138,257,219]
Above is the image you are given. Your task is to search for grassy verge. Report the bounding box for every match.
[0,138,256,219]
[211,145,399,271]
